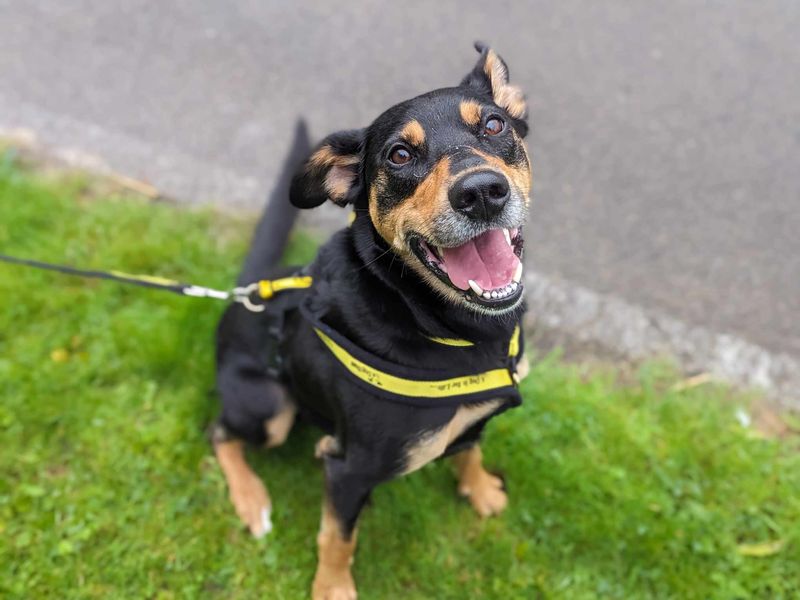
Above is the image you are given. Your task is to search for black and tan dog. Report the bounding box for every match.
[213,43,532,599]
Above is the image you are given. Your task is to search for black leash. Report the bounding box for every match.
[0,252,305,312]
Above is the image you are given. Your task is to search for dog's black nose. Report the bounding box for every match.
[448,170,510,220]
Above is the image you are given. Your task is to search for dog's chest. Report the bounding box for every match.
[401,399,502,474]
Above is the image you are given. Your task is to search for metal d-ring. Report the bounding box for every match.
[232,283,266,312]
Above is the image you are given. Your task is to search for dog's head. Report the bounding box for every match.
[291,43,531,314]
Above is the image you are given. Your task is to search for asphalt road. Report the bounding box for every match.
[1,1,798,363]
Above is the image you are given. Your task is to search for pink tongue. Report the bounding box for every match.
[440,229,520,291]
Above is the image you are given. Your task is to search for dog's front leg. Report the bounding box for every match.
[451,444,507,518]
[312,457,377,600]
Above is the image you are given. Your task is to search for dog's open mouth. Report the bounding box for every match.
[410,228,524,310]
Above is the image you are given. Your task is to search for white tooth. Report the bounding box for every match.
[513,262,523,283]
[511,282,518,290]
[483,291,492,300]
[468,279,483,295]
[491,291,499,299]
[503,228,512,246]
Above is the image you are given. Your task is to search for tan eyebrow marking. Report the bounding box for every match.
[400,119,426,147]
[459,99,482,126]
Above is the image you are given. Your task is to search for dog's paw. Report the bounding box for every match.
[312,566,357,600]
[459,470,507,518]
[229,473,273,538]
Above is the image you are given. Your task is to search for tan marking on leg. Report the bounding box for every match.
[515,353,530,381]
[459,99,482,126]
[214,439,272,537]
[312,501,358,600]
[403,400,502,474]
[452,445,508,518]
[315,435,340,459]
[400,119,426,147]
[264,401,296,449]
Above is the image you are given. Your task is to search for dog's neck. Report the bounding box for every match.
[348,214,524,344]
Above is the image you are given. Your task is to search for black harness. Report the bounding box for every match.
[261,277,525,408]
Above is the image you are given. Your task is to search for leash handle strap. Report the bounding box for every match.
[0,253,203,295]
[0,253,311,311]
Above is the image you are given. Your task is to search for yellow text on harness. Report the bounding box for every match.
[314,328,515,398]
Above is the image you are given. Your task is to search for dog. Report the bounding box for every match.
[212,43,531,599]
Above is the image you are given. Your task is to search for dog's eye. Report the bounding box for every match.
[388,145,412,166]
[484,117,505,136]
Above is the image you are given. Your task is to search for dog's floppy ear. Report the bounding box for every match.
[461,42,528,135]
[290,128,365,208]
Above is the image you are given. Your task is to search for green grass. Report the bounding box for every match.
[1,153,799,599]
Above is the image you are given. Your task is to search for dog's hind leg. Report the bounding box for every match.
[213,433,274,538]
[211,382,297,538]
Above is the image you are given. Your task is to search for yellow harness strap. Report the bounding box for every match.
[314,328,515,398]
[258,276,313,300]
[427,325,521,356]
[508,325,520,358]
[426,336,475,347]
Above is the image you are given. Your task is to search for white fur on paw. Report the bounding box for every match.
[229,475,272,538]
[255,507,273,538]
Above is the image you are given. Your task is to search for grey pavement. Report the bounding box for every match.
[1,2,798,401]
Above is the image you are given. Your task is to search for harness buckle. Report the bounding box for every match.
[232,283,266,313]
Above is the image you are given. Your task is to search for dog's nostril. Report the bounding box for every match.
[488,182,508,200]
[463,189,480,207]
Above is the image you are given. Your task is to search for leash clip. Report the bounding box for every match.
[232,283,266,313]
